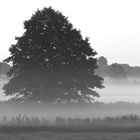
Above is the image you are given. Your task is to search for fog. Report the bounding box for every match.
[0,77,140,119]
[1,76,140,103]
[95,78,140,103]
[96,85,140,103]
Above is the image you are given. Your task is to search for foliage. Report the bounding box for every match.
[3,7,103,103]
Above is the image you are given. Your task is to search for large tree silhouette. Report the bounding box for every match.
[3,7,104,103]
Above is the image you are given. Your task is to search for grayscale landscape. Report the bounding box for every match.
[0,0,140,139]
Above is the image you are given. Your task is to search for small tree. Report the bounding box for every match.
[96,56,108,77]
[3,7,104,103]
[98,56,108,67]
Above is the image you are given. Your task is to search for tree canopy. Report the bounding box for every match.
[3,7,104,103]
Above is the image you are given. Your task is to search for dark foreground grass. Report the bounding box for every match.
[0,131,140,140]
[2,125,140,133]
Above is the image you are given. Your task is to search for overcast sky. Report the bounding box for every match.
[0,0,140,66]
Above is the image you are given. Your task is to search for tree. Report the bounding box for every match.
[98,56,108,67]
[3,7,104,103]
[108,63,127,80]
[96,56,108,77]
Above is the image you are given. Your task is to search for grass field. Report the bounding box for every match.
[0,114,140,139]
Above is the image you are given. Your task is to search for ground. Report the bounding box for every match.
[0,131,140,140]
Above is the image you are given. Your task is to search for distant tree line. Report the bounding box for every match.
[96,56,140,80]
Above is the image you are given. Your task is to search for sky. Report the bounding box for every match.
[0,0,140,66]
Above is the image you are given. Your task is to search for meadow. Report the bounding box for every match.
[0,114,140,140]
